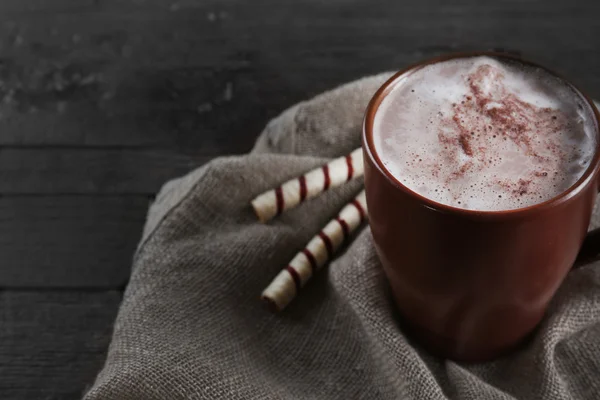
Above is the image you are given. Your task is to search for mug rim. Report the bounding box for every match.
[362,51,600,220]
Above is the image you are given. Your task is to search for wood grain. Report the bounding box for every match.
[0,148,209,194]
[0,290,121,400]
[0,0,599,148]
[0,196,149,287]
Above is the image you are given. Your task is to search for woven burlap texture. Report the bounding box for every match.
[85,73,600,400]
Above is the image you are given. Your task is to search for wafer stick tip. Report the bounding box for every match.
[261,295,282,313]
[251,198,270,223]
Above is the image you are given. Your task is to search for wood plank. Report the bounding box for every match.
[0,148,209,194]
[0,0,598,147]
[0,196,148,288]
[0,0,293,150]
[0,290,121,400]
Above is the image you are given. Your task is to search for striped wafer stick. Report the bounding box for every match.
[261,190,368,312]
[251,148,363,223]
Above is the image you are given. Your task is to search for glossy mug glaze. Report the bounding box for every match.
[362,52,600,362]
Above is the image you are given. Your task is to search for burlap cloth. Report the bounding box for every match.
[84,74,600,400]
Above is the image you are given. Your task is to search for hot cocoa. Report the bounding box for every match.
[373,56,596,210]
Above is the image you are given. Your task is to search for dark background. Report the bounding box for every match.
[1,0,599,398]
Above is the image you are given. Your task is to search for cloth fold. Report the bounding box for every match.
[85,73,600,400]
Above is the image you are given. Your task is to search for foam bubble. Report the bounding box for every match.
[373,56,597,211]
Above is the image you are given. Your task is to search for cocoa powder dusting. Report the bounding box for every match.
[464,65,567,157]
[513,179,532,196]
[458,134,473,156]
[449,162,474,181]
[436,63,571,200]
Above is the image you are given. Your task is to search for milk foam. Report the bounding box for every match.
[373,56,597,211]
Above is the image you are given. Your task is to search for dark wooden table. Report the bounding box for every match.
[1,0,599,398]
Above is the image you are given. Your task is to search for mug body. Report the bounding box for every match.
[362,52,600,362]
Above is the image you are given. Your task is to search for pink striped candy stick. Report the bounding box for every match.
[251,148,363,223]
[261,190,368,312]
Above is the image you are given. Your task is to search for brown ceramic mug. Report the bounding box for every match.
[362,52,600,362]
